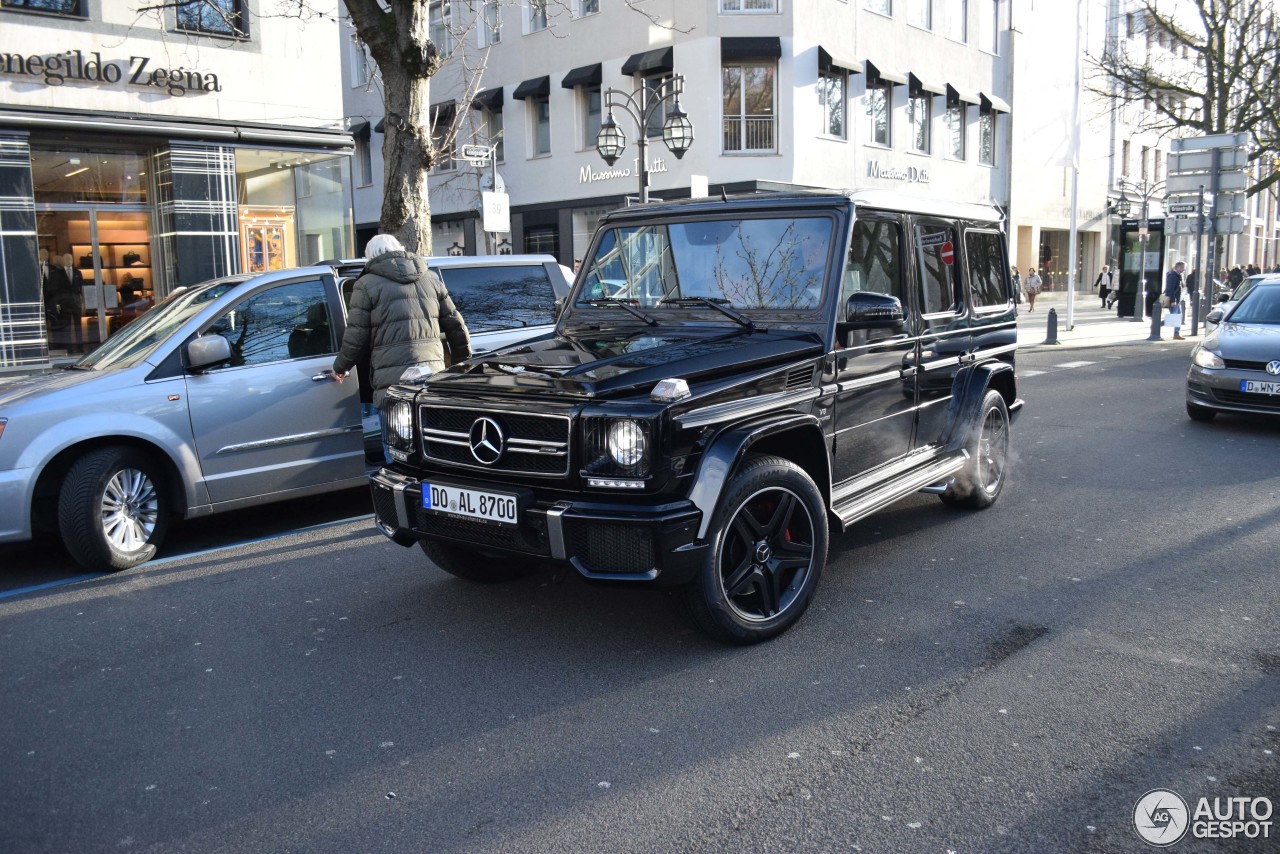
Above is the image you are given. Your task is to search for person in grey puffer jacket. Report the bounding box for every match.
[332,233,470,405]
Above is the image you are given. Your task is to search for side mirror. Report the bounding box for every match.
[1217,293,1230,303]
[843,292,905,330]
[1206,309,1224,324]
[187,334,231,370]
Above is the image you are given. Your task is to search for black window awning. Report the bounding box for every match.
[980,91,1011,113]
[909,72,946,97]
[621,46,673,76]
[721,37,782,61]
[561,63,602,89]
[349,120,370,138]
[373,116,385,133]
[818,46,860,74]
[946,83,981,106]
[471,87,504,110]
[864,60,907,86]
[512,75,551,101]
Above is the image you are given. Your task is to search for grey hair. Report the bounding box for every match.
[366,233,405,260]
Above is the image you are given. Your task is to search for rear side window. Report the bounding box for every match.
[915,223,961,314]
[965,230,1008,309]
[434,264,556,333]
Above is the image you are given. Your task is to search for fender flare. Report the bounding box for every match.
[940,361,1015,454]
[687,412,827,540]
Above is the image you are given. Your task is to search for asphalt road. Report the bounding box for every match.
[1,343,1277,853]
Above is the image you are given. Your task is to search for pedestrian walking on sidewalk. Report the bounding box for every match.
[1164,261,1186,340]
[1011,266,1022,304]
[1094,264,1114,308]
[1024,268,1042,312]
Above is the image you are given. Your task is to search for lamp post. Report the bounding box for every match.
[1116,179,1165,323]
[595,74,694,204]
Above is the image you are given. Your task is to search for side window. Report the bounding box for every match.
[204,280,333,368]
[434,265,557,333]
[965,230,1008,309]
[844,217,905,317]
[915,223,962,314]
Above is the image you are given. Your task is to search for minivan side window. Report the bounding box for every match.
[844,217,905,316]
[204,279,333,368]
[915,223,962,314]
[965,230,1008,309]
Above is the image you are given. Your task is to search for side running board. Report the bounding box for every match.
[831,451,969,530]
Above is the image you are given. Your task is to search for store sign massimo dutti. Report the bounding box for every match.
[579,156,670,185]
[866,160,930,184]
[0,49,222,97]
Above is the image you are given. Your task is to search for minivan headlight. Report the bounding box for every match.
[607,419,647,467]
[1193,348,1225,369]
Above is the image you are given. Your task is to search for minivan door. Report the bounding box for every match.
[910,219,972,448]
[829,214,919,484]
[186,277,364,505]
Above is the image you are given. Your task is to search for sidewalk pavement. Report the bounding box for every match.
[1016,291,1206,351]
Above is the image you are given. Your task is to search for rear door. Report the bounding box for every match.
[910,218,972,448]
[185,276,364,505]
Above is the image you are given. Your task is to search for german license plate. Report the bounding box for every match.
[1241,380,1280,395]
[423,483,519,525]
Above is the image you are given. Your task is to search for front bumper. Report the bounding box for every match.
[369,468,706,586]
[1187,365,1280,416]
[0,466,35,543]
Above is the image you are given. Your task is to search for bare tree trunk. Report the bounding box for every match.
[380,65,434,255]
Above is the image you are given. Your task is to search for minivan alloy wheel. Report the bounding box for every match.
[58,446,171,572]
[99,467,160,552]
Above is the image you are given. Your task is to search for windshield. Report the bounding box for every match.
[1227,285,1280,325]
[576,216,832,311]
[75,281,242,370]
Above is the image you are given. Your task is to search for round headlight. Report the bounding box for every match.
[607,419,646,467]
[1193,347,1225,370]
[387,400,414,441]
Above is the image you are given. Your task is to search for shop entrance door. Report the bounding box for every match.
[36,208,153,354]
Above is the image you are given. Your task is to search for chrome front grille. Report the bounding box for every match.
[419,404,572,477]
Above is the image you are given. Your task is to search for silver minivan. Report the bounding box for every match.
[0,257,570,572]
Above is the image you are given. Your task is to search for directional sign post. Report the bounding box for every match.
[458,144,492,167]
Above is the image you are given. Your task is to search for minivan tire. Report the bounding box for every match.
[682,455,828,644]
[58,447,171,572]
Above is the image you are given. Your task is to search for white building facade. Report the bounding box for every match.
[0,0,353,368]
[342,0,1013,265]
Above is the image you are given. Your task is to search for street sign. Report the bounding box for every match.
[940,241,955,265]
[1167,148,1250,172]
[1165,170,1248,194]
[457,144,492,166]
[1167,202,1198,214]
[481,191,509,233]
[1170,132,1251,152]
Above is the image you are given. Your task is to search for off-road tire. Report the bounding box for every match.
[57,447,171,572]
[681,454,828,644]
[419,539,537,583]
[940,390,1010,510]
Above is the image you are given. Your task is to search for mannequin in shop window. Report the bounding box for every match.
[46,252,83,324]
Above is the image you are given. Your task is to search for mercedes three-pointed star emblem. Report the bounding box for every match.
[468,417,504,465]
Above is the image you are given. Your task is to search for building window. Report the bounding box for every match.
[866,81,891,147]
[483,108,505,162]
[481,0,501,44]
[978,110,995,165]
[908,93,931,153]
[641,73,672,138]
[525,225,558,255]
[175,0,247,38]
[722,62,776,153]
[1121,139,1130,177]
[528,0,548,32]
[865,0,892,15]
[907,0,931,29]
[349,39,370,87]
[355,133,373,187]
[946,102,965,159]
[582,86,602,150]
[432,107,456,173]
[531,95,551,155]
[1,0,85,14]
[720,0,777,12]
[978,0,999,53]
[945,0,967,42]
[818,70,846,138]
[430,1,453,53]
[577,0,600,15]
[1141,145,1149,180]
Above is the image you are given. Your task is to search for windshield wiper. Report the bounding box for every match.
[659,297,756,331]
[579,297,658,326]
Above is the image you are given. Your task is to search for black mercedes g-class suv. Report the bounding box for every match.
[370,191,1021,643]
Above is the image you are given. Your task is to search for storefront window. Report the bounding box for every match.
[235,149,354,270]
[29,147,148,205]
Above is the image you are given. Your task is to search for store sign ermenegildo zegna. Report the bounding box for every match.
[0,49,221,97]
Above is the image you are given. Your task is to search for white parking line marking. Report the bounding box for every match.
[1057,361,1097,368]
[1021,370,1047,377]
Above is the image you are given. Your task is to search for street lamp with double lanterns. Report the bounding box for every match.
[1115,179,1166,323]
[595,74,694,204]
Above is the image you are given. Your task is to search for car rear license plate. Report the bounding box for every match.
[423,483,519,525]
[1241,380,1280,395]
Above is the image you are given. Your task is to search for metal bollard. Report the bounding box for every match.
[1043,307,1060,345]
[1148,300,1163,341]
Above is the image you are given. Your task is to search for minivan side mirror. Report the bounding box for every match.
[1206,309,1224,324]
[187,334,232,371]
[1217,293,1230,303]
[843,292,905,330]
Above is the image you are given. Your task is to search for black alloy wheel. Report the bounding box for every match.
[941,390,1010,510]
[683,455,828,644]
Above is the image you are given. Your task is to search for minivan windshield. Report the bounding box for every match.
[576,216,832,312]
[75,279,244,371]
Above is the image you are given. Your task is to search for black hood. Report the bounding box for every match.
[365,251,426,283]
[427,325,824,399]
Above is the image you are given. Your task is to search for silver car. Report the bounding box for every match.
[1187,281,1280,421]
[0,259,569,572]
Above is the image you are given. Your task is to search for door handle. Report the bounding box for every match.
[312,370,337,381]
